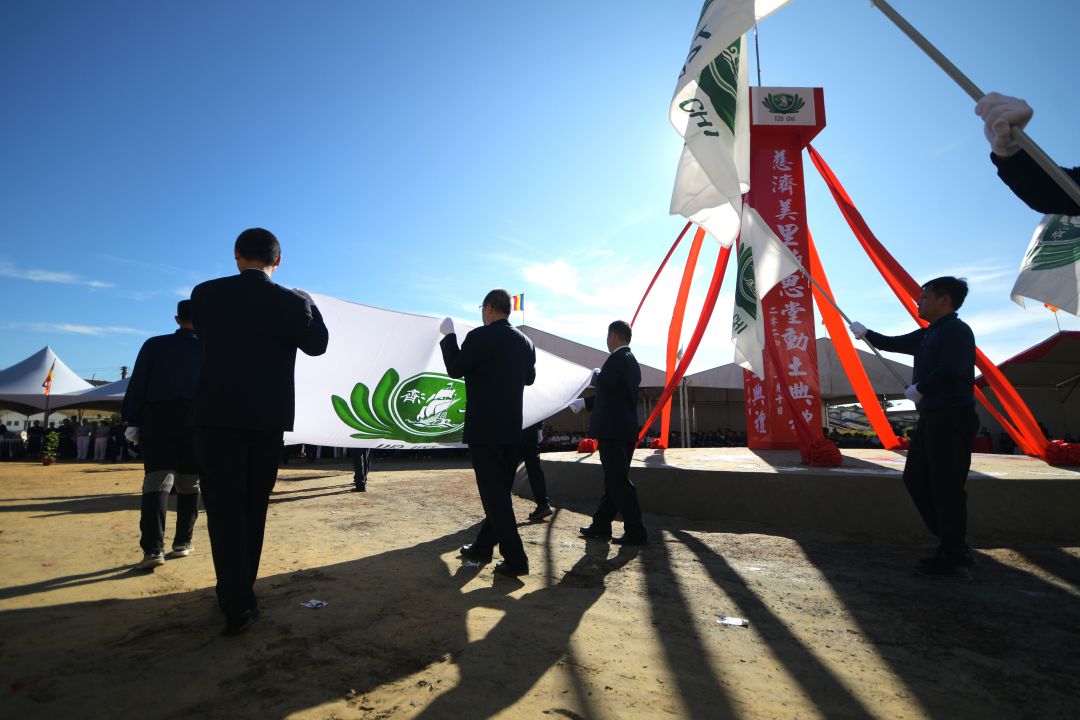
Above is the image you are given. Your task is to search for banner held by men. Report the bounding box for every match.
[285,294,593,449]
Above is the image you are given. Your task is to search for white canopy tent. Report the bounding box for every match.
[0,346,93,414]
[51,377,130,412]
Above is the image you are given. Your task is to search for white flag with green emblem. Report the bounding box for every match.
[731,205,801,378]
[669,0,795,247]
[1011,214,1080,316]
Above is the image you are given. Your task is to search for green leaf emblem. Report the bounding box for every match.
[1027,215,1080,271]
[332,369,466,443]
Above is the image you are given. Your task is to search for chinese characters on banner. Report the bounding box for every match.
[743,88,826,449]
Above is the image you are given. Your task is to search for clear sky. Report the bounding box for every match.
[1,0,1077,382]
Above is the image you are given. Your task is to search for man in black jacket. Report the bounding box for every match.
[440,289,536,578]
[122,300,203,571]
[850,277,978,577]
[976,92,1080,215]
[570,320,647,546]
[190,228,329,634]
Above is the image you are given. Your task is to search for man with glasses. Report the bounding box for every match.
[440,289,536,578]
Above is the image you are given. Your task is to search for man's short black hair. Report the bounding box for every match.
[923,276,969,310]
[483,289,511,315]
[234,227,281,265]
[608,320,632,344]
[176,299,193,322]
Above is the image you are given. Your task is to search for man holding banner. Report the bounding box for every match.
[440,289,536,578]
[851,277,978,578]
[976,92,1080,216]
[191,228,329,635]
[571,321,648,546]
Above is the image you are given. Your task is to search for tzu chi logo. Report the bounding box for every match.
[332,370,466,443]
[761,92,805,115]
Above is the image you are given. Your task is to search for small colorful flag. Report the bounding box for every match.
[512,293,525,312]
[42,359,56,396]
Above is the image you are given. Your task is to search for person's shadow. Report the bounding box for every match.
[413,542,640,719]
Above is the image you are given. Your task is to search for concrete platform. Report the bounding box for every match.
[515,448,1080,543]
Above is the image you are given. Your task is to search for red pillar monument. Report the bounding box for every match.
[742,87,827,449]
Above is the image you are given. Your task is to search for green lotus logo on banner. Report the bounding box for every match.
[1026,215,1080,271]
[332,369,466,443]
[761,92,804,114]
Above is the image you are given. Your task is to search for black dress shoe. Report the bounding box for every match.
[459,544,493,562]
[612,534,648,546]
[352,483,366,492]
[223,607,260,636]
[579,526,612,541]
[493,560,528,578]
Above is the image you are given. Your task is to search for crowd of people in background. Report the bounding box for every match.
[0,417,138,461]
[1,417,1073,463]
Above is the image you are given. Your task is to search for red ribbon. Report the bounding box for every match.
[806,144,1048,459]
[576,438,598,454]
[637,238,734,443]
[1046,440,1080,466]
[631,221,692,328]
[807,230,901,450]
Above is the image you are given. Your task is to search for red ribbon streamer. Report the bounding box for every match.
[807,230,901,450]
[631,221,692,328]
[659,227,706,446]
[638,239,734,443]
[806,144,1048,459]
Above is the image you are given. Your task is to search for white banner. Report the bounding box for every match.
[284,294,594,449]
[1011,214,1080,317]
[669,0,795,247]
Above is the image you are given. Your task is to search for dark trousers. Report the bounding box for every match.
[520,431,548,506]
[350,448,371,488]
[140,492,199,553]
[468,443,527,567]
[197,427,283,618]
[139,422,200,554]
[592,439,645,537]
[903,406,979,556]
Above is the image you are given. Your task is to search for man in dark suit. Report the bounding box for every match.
[122,299,203,572]
[850,277,978,578]
[571,320,647,545]
[520,421,552,521]
[440,289,536,578]
[190,228,329,635]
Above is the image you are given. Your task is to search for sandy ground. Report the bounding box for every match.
[1,457,1079,720]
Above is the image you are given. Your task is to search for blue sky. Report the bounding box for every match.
[1,0,1077,382]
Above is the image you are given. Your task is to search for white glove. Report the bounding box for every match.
[439,317,455,336]
[904,384,923,404]
[849,321,868,340]
[124,426,140,444]
[568,398,586,415]
[974,92,1032,157]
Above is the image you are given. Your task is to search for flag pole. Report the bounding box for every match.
[868,0,1080,209]
[785,253,911,389]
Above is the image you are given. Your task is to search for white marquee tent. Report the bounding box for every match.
[0,347,93,414]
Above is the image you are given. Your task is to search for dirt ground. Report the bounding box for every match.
[1,457,1079,720]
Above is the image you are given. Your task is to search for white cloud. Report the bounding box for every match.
[15,323,149,337]
[0,261,113,289]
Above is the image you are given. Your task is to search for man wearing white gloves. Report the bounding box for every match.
[849,277,978,577]
[570,320,647,546]
[440,289,536,578]
[122,300,203,572]
[975,92,1080,215]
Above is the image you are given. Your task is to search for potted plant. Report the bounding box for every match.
[42,431,59,466]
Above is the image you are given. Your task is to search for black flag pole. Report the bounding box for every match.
[869,0,1080,208]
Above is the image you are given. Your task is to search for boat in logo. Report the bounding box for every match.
[332,369,466,443]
